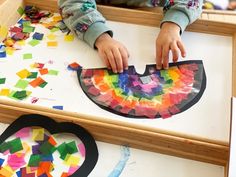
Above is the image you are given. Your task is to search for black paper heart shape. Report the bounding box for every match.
[77,60,206,119]
[0,114,98,177]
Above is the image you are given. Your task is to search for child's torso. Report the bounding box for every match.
[96,0,168,7]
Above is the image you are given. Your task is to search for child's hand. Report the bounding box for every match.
[95,33,129,73]
[156,22,186,69]
[228,2,236,10]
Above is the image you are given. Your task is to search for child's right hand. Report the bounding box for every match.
[156,22,186,69]
[95,33,129,73]
[228,2,236,10]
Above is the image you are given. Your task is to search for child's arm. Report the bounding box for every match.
[58,0,129,73]
[156,0,203,69]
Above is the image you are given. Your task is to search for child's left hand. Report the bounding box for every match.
[95,33,129,73]
[156,22,186,69]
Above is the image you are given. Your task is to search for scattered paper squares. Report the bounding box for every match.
[47,41,58,47]
[0,88,10,96]
[52,16,62,22]
[23,26,35,33]
[28,39,40,47]
[5,47,15,55]
[29,77,45,88]
[0,25,8,39]
[15,79,29,89]
[32,128,45,141]
[11,90,31,100]
[47,33,56,40]
[39,81,48,88]
[23,53,33,60]
[0,78,6,84]
[17,6,24,15]
[48,69,59,75]
[17,69,31,79]
[64,34,74,42]
[52,106,63,110]
[27,72,38,79]
[39,68,48,75]
[67,62,81,71]
[32,32,44,40]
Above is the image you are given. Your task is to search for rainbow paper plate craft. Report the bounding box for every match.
[0,114,98,177]
[77,60,206,119]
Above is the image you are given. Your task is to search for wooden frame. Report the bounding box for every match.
[1,0,236,174]
[201,9,236,24]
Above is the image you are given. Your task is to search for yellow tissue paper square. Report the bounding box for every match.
[16,69,31,79]
[64,34,74,42]
[47,41,58,47]
[0,165,14,176]
[47,33,56,40]
[32,128,45,141]
[0,88,10,96]
[64,154,80,166]
[6,47,15,55]
[16,40,26,46]
[0,25,8,39]
[53,16,62,22]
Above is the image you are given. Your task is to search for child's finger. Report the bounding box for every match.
[101,52,111,70]
[177,41,186,58]
[156,44,162,69]
[112,48,123,73]
[170,43,179,62]
[162,45,169,69]
[106,50,117,73]
[125,47,130,58]
[119,47,129,70]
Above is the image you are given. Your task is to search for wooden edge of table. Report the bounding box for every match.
[0,0,234,167]
[0,99,229,166]
[225,98,235,177]
[202,9,236,16]
[233,34,236,97]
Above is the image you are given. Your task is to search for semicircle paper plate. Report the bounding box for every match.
[77,60,206,119]
[0,114,98,177]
